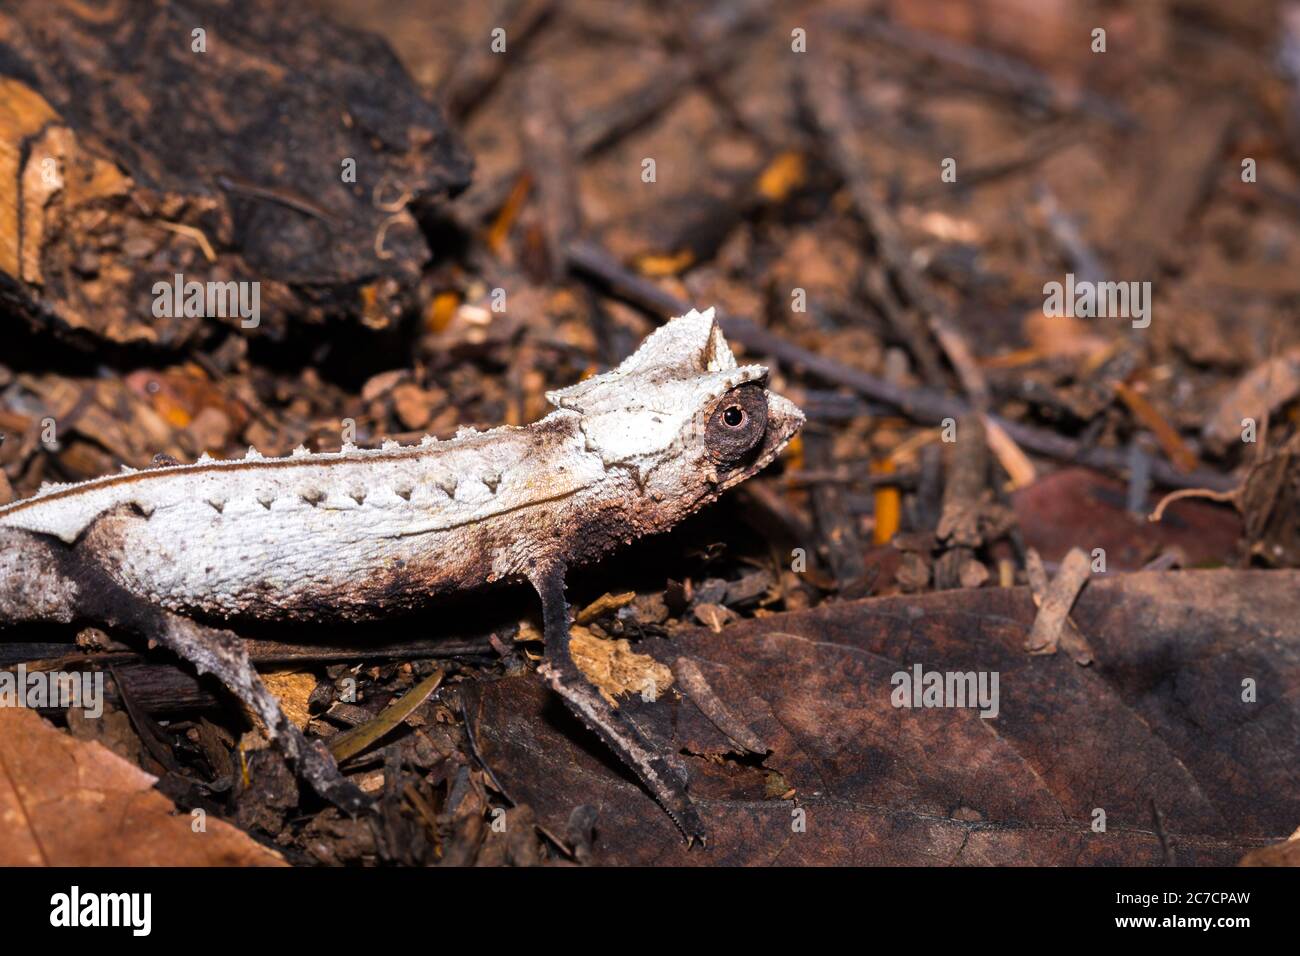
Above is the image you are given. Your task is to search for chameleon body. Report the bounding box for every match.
[3,414,636,622]
[0,308,804,840]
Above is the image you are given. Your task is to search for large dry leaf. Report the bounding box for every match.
[0,707,284,866]
[472,570,1298,865]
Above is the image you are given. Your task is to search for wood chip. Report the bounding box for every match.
[569,628,672,706]
[574,591,636,625]
[257,668,316,730]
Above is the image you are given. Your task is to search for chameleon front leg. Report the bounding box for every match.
[528,560,707,846]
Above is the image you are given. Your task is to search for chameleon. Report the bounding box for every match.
[0,308,803,842]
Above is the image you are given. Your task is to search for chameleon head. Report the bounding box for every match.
[546,308,804,512]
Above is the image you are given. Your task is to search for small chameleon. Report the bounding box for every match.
[0,308,803,842]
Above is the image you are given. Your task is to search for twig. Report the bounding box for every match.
[825,13,1138,130]
[1151,798,1175,865]
[520,68,580,282]
[1149,486,1237,523]
[934,415,989,588]
[735,480,815,546]
[458,687,513,805]
[797,59,956,393]
[437,0,555,121]
[1024,548,1094,664]
[784,468,918,489]
[215,175,336,225]
[906,126,1076,200]
[107,664,186,772]
[1035,182,1106,286]
[672,657,767,754]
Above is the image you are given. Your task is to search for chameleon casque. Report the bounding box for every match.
[0,308,803,842]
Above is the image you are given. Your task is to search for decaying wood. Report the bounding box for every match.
[0,0,471,346]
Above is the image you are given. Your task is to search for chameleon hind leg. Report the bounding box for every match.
[0,529,368,814]
[101,605,370,814]
[145,611,371,813]
[529,560,706,846]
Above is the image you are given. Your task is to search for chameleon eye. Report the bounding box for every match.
[705,383,768,468]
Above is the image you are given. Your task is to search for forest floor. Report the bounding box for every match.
[1,0,1297,866]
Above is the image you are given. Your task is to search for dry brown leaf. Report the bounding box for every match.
[1239,827,1300,866]
[0,707,284,866]
[478,571,1298,864]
